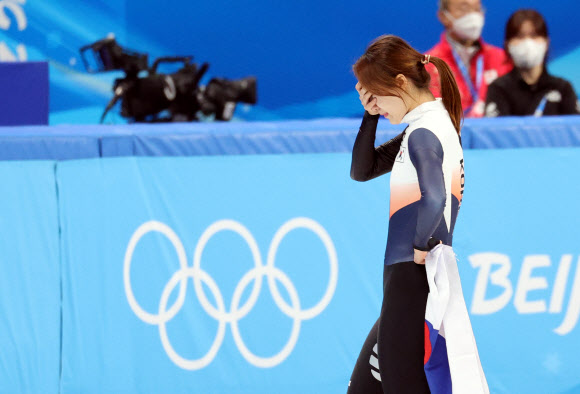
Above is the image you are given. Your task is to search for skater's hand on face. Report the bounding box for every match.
[356,82,381,115]
[414,248,428,265]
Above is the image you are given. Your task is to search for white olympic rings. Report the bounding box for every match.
[123,217,338,370]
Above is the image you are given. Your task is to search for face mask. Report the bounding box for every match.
[508,39,547,69]
[445,11,485,42]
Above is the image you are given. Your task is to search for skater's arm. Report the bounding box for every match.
[408,128,446,251]
[350,111,404,182]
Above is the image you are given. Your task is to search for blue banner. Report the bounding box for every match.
[57,155,362,393]
[0,162,60,394]
[454,148,580,394]
[54,148,580,393]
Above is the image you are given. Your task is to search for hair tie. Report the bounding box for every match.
[421,54,431,65]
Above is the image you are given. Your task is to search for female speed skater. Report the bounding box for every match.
[347,34,465,394]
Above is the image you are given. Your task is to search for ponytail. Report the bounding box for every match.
[429,56,463,135]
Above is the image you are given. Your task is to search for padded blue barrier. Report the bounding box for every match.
[0,161,60,393]
[2,117,580,393]
[0,148,571,394]
[2,116,580,160]
[0,124,115,160]
[465,115,580,149]
[7,148,580,394]
[127,119,393,157]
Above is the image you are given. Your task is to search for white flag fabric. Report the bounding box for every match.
[424,244,489,394]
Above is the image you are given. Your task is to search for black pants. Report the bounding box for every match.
[347,262,431,394]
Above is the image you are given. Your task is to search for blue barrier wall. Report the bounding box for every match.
[1,116,580,161]
[1,147,580,393]
[1,117,580,393]
[0,162,60,394]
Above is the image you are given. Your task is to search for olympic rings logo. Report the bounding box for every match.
[123,217,338,370]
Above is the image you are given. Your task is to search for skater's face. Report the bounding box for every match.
[372,95,408,124]
[364,73,409,125]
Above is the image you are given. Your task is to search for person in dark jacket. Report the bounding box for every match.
[485,9,580,117]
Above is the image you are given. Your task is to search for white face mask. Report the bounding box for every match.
[508,39,547,69]
[445,11,485,42]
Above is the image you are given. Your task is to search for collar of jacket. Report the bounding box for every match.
[513,67,551,91]
[402,98,446,125]
[437,32,486,64]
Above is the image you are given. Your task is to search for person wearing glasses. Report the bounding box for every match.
[485,9,580,117]
[426,0,512,117]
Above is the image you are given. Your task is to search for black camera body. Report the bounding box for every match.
[200,77,257,121]
[80,37,257,123]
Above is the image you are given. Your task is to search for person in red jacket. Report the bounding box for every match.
[426,0,512,117]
